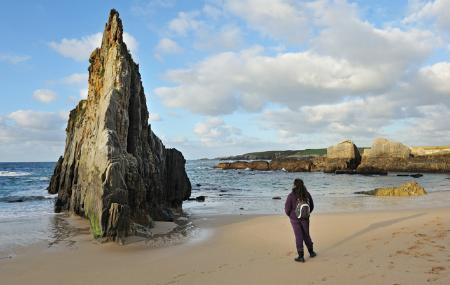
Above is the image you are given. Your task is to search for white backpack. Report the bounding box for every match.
[295,199,310,219]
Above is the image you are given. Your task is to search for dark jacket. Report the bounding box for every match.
[285,191,314,221]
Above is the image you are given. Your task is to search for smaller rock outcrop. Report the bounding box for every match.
[355,165,388,175]
[363,138,411,159]
[215,159,310,172]
[327,140,361,161]
[355,181,427,196]
[269,159,312,172]
[324,140,361,173]
[358,138,450,173]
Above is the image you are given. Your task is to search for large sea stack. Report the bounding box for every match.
[48,10,191,240]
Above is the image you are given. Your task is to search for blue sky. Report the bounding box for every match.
[0,0,449,161]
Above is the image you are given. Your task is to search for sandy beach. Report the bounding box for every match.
[1,207,449,285]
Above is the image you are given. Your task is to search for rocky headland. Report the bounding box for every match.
[48,10,191,241]
[215,138,450,174]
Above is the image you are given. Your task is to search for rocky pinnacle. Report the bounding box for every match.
[48,9,191,241]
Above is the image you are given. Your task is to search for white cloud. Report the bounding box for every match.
[148,113,161,122]
[202,4,223,19]
[131,0,176,17]
[418,62,450,94]
[79,88,88,99]
[225,0,309,43]
[123,33,139,56]
[195,25,243,51]
[310,0,437,67]
[61,73,89,101]
[8,110,67,130]
[154,38,183,59]
[0,110,67,161]
[155,0,447,151]
[404,0,450,29]
[155,48,412,115]
[62,73,88,85]
[49,33,101,61]
[0,53,31,64]
[168,12,202,35]
[394,104,450,146]
[194,117,242,146]
[49,32,138,61]
[33,89,57,103]
[261,96,400,138]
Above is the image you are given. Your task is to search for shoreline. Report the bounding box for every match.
[2,199,450,256]
[1,207,449,284]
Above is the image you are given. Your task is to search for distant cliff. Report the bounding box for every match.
[48,10,191,241]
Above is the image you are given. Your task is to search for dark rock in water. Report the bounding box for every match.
[188,195,206,202]
[239,207,244,210]
[219,190,228,193]
[356,165,388,175]
[195,196,206,202]
[47,10,191,241]
[196,183,202,187]
[272,196,282,200]
[396,173,423,178]
[335,169,356,175]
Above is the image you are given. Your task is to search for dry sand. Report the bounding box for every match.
[1,208,449,285]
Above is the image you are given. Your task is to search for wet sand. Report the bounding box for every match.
[1,208,449,285]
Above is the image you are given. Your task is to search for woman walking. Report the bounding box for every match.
[285,178,316,262]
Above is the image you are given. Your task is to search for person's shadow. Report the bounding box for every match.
[324,212,425,252]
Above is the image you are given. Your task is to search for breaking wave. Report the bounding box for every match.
[0,171,31,177]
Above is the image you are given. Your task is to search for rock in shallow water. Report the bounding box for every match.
[355,181,427,196]
[47,10,191,241]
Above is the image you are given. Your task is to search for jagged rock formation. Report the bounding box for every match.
[48,10,191,240]
[355,181,427,196]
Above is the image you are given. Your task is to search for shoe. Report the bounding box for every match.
[294,250,305,262]
[294,256,305,262]
[308,245,317,258]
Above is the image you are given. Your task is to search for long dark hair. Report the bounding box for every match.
[292,178,308,201]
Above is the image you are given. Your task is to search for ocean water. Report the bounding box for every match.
[1,160,449,255]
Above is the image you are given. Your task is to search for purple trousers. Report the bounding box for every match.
[290,219,313,253]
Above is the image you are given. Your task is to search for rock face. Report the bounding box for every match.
[358,138,450,173]
[48,10,191,240]
[363,138,411,159]
[215,159,312,172]
[323,140,361,173]
[327,140,361,161]
[355,181,427,196]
